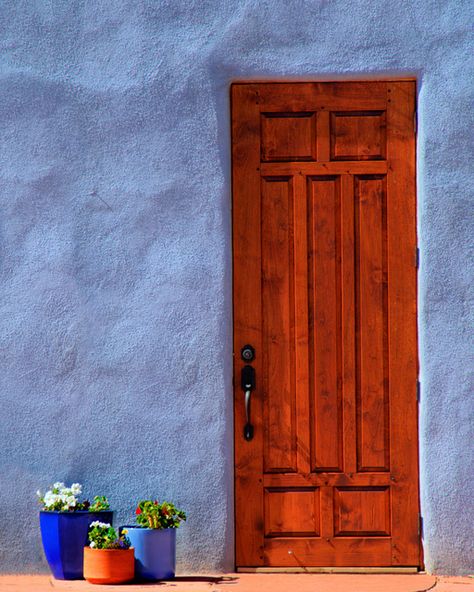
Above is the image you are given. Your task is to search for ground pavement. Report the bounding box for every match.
[0,574,473,592]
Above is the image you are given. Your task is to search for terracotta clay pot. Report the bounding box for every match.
[83,546,134,584]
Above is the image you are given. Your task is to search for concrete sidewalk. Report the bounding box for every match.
[0,574,473,592]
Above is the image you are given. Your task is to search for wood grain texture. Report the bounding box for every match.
[334,487,390,536]
[355,175,390,472]
[232,84,264,566]
[385,81,419,566]
[260,162,388,175]
[341,174,357,475]
[264,538,393,567]
[331,111,387,160]
[308,176,343,472]
[232,81,418,568]
[265,488,320,537]
[261,112,317,161]
[293,172,312,475]
[261,176,297,472]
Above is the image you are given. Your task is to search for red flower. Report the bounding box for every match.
[135,507,142,515]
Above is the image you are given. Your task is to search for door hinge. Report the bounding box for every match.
[419,515,424,539]
[415,247,420,269]
[417,380,421,403]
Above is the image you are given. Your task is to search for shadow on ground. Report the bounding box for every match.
[139,575,239,586]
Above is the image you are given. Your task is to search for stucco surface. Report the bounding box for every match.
[0,0,472,575]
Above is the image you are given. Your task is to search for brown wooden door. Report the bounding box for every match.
[232,82,419,568]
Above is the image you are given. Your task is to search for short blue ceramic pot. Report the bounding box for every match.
[123,527,176,581]
[39,511,114,580]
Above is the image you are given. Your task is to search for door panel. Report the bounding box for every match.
[261,176,297,473]
[307,175,343,473]
[232,82,419,568]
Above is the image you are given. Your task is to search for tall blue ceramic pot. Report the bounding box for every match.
[39,510,113,580]
[123,527,176,580]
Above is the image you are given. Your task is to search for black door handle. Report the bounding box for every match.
[241,365,255,441]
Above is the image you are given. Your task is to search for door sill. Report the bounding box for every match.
[237,567,419,574]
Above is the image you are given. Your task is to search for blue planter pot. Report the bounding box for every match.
[123,527,176,581]
[39,511,113,580]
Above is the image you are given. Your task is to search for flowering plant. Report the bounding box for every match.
[36,482,110,512]
[88,522,131,550]
[135,500,186,529]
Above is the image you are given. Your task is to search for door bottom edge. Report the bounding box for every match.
[236,567,420,574]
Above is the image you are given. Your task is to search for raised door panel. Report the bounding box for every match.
[355,175,390,472]
[261,176,297,473]
[334,487,391,536]
[307,176,343,473]
[265,488,320,537]
[331,111,387,160]
[261,112,317,161]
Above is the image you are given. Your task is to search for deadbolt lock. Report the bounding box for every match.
[241,344,255,362]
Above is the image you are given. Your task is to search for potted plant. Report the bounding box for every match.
[122,499,186,581]
[37,482,113,580]
[83,521,134,584]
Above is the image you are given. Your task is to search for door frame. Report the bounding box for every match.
[230,79,421,571]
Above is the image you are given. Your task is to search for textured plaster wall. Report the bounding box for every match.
[0,0,472,575]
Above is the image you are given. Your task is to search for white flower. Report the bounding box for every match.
[36,490,42,497]
[44,492,58,507]
[67,497,76,507]
[90,521,110,528]
[71,483,82,495]
[53,482,65,490]
[89,541,96,548]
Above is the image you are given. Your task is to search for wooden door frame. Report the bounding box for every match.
[230,79,421,570]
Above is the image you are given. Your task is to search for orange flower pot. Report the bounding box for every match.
[83,546,134,584]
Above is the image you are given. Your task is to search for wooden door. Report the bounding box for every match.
[232,82,419,568]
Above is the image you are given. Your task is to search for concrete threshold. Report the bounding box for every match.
[237,566,419,573]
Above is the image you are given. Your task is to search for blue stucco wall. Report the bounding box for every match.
[0,0,472,575]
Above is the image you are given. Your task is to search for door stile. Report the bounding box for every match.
[319,485,335,541]
[293,172,311,475]
[386,82,419,565]
[232,84,264,566]
[341,174,357,475]
[316,110,330,161]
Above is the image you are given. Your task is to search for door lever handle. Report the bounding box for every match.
[241,365,255,441]
[244,389,253,441]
